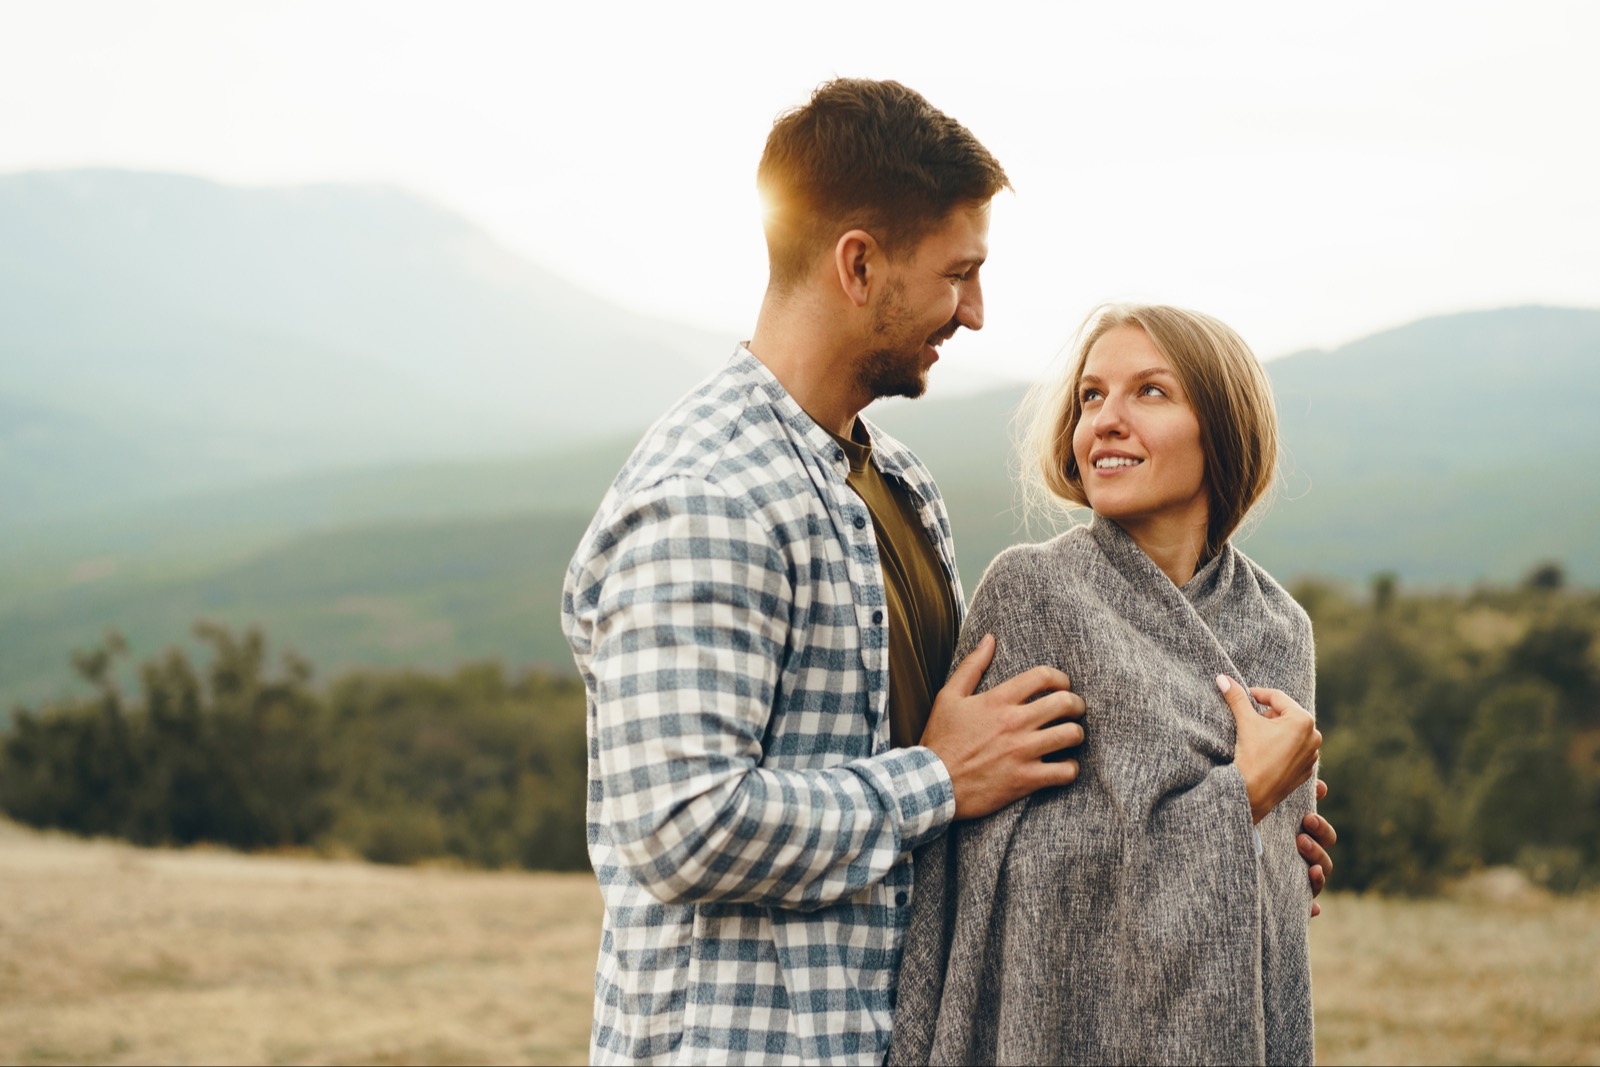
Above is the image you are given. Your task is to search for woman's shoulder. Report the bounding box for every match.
[1229,545,1314,641]
[958,529,1099,685]
[973,526,1096,597]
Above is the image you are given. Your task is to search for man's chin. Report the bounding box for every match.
[859,351,930,401]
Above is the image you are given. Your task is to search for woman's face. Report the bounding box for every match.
[1071,323,1208,536]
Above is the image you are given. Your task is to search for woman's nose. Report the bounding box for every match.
[1092,395,1128,436]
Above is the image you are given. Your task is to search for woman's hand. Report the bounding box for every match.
[1215,675,1321,824]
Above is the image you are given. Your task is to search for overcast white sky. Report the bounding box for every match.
[2,0,1596,388]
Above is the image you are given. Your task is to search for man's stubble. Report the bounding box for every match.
[859,278,940,402]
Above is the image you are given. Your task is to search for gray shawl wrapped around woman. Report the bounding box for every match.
[889,519,1316,1066]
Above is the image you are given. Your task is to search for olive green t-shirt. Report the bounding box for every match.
[829,420,958,748]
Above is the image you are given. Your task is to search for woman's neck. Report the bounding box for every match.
[1113,514,1208,587]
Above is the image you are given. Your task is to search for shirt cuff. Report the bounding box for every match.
[860,745,956,854]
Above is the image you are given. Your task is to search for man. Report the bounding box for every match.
[562,78,1335,1065]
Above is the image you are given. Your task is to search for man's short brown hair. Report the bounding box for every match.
[757,79,1010,290]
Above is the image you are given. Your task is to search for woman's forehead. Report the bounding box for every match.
[1082,324,1173,378]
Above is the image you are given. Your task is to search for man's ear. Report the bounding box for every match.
[832,229,880,309]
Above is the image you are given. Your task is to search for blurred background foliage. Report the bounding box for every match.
[4,558,1597,893]
[1304,563,1600,895]
[0,624,588,871]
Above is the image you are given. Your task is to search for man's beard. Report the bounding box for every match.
[858,346,928,401]
[857,281,951,401]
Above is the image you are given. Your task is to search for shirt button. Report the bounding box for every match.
[834,449,845,462]
[872,610,884,624]
[895,891,908,907]
[853,515,867,529]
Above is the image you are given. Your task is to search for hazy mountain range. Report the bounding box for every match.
[2,169,1597,712]
[0,169,731,521]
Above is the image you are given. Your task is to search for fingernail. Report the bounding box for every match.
[1215,674,1230,693]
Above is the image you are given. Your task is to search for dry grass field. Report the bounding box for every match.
[0,820,600,1065]
[2,818,1597,1066]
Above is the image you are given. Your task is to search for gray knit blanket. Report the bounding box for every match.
[889,519,1316,1066]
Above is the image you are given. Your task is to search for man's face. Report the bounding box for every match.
[858,201,990,400]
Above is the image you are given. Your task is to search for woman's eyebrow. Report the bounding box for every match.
[1080,367,1176,387]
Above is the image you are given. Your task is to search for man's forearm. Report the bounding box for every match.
[598,735,953,907]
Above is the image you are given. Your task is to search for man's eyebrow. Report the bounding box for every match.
[941,254,986,271]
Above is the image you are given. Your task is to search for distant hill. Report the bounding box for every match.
[1243,305,1600,583]
[2,198,1596,716]
[0,169,733,522]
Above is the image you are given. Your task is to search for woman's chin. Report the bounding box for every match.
[1083,492,1140,522]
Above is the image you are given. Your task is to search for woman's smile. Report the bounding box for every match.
[1089,450,1144,472]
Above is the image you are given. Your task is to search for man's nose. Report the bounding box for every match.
[957,278,984,332]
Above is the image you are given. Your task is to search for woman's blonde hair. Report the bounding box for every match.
[1022,303,1279,561]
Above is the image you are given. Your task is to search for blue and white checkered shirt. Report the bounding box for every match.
[563,348,963,1064]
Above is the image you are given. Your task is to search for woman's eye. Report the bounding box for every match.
[1140,384,1168,397]
[1081,388,1103,402]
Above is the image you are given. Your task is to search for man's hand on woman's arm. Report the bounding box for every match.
[920,634,1086,820]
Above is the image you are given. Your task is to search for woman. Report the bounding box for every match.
[890,305,1321,1065]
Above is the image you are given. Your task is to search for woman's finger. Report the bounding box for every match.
[1214,674,1257,725]
[1250,686,1309,720]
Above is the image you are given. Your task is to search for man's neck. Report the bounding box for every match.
[748,289,872,438]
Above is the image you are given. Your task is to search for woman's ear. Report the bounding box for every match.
[832,229,879,309]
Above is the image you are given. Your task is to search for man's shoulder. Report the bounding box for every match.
[617,353,790,485]
[593,350,831,538]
